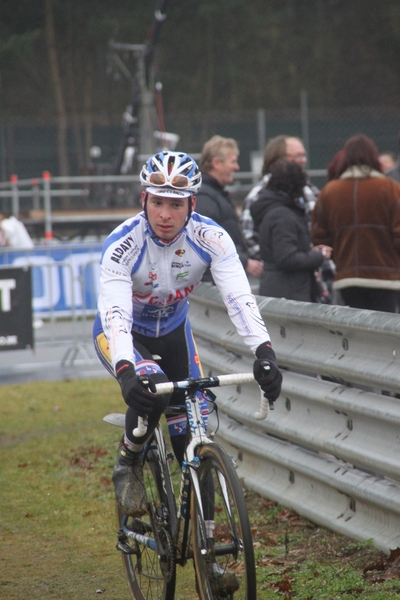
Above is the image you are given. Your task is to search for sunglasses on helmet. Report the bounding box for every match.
[148,172,191,189]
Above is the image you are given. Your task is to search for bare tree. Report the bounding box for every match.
[44,0,70,179]
[65,0,84,172]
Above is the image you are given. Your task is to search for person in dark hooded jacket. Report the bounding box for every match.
[250,160,332,301]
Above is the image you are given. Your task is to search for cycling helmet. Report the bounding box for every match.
[140,151,202,195]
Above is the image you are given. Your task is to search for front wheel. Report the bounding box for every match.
[191,443,256,600]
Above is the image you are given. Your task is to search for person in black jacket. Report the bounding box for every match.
[196,135,263,280]
[250,160,331,301]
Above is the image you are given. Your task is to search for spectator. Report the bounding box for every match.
[384,133,400,182]
[312,134,400,312]
[0,213,34,248]
[240,135,319,261]
[196,135,263,280]
[250,160,331,301]
[379,151,397,174]
[327,148,345,181]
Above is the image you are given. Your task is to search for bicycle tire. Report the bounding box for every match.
[116,434,176,600]
[191,443,257,600]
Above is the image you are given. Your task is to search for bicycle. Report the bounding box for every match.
[104,371,271,600]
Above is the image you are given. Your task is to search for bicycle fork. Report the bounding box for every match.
[192,451,243,562]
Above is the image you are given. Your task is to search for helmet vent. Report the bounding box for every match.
[167,155,175,175]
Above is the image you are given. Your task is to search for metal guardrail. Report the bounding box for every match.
[0,243,397,550]
[189,284,400,554]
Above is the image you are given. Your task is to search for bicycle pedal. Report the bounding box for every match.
[167,452,175,461]
[116,539,137,555]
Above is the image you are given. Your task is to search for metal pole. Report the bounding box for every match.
[42,171,53,241]
[138,52,157,157]
[31,178,40,211]
[257,108,266,151]
[10,174,19,217]
[300,89,310,165]
[0,125,6,182]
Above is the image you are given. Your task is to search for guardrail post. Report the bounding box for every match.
[10,174,19,217]
[42,171,53,241]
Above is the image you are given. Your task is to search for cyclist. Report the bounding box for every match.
[93,150,282,589]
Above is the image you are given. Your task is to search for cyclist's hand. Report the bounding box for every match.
[253,343,282,403]
[116,360,156,417]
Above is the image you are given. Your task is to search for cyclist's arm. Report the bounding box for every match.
[97,221,140,369]
[209,232,271,353]
[98,266,136,369]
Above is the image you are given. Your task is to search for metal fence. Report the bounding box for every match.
[0,169,326,242]
[189,284,400,555]
[1,105,399,181]
[0,173,143,227]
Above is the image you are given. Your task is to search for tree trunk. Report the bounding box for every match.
[200,13,215,142]
[44,0,70,184]
[83,61,93,165]
[65,0,84,173]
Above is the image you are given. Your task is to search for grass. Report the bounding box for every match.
[249,496,400,599]
[1,378,400,599]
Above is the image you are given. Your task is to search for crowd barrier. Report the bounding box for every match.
[0,243,102,318]
[189,284,400,554]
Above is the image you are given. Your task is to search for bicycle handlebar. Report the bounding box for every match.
[254,396,274,420]
[133,371,273,437]
[133,416,148,437]
[153,372,256,395]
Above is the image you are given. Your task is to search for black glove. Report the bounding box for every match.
[253,343,282,403]
[115,360,156,417]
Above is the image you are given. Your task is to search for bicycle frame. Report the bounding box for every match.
[160,373,258,563]
[173,388,214,564]
[118,386,217,562]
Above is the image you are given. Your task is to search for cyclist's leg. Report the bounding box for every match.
[133,318,207,466]
[93,313,171,446]
[93,314,171,516]
[94,316,177,598]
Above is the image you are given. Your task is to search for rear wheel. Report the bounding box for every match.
[191,443,256,600]
[116,434,176,600]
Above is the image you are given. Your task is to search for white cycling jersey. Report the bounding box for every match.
[98,210,270,369]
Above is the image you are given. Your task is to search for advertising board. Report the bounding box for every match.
[0,243,103,317]
[0,266,33,350]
